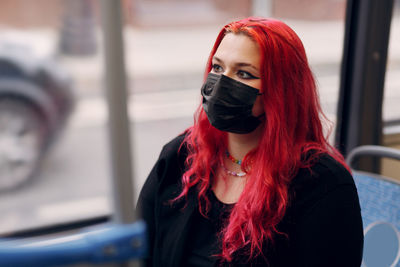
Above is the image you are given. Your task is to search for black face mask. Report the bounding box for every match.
[201,72,263,134]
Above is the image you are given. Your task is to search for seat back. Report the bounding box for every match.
[347,145,400,267]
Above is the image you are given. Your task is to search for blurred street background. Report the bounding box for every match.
[0,0,399,234]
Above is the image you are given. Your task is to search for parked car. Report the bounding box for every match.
[0,41,74,191]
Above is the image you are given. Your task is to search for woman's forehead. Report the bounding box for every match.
[214,33,260,66]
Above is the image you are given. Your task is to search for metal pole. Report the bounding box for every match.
[99,0,135,224]
[335,0,394,172]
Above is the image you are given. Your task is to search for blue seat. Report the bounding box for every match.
[347,146,400,267]
[0,220,147,267]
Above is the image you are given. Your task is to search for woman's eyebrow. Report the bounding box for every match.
[213,56,259,72]
[236,62,259,72]
[212,56,223,63]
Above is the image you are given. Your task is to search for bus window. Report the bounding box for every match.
[382,0,400,180]
[0,0,347,237]
[0,0,112,235]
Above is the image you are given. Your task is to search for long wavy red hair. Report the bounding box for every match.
[177,17,347,262]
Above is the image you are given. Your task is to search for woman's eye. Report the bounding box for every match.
[237,70,256,79]
[212,64,223,73]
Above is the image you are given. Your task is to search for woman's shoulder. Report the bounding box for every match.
[289,153,357,212]
[138,133,188,203]
[158,133,188,161]
[313,153,354,185]
[151,133,189,187]
[293,153,354,189]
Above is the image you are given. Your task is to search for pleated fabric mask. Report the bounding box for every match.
[201,72,263,134]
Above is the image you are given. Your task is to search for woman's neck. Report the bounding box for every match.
[227,125,263,160]
[212,126,263,204]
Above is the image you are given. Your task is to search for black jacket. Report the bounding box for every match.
[137,135,364,267]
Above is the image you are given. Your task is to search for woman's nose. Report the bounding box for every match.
[222,69,235,79]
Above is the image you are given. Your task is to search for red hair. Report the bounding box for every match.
[177,17,347,262]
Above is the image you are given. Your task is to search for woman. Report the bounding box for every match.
[138,17,364,267]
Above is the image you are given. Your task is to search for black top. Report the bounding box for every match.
[184,190,233,267]
[137,134,364,267]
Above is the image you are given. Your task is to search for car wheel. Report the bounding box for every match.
[0,98,47,191]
